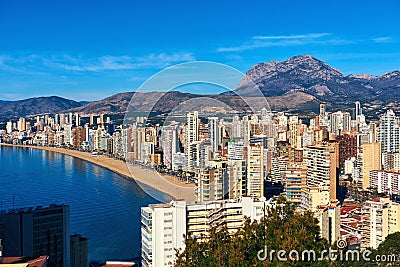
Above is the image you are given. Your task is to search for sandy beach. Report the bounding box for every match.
[0,143,195,201]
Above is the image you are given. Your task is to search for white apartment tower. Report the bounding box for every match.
[377,109,400,153]
[330,111,351,135]
[141,197,269,267]
[355,101,362,120]
[186,112,199,171]
[208,117,219,154]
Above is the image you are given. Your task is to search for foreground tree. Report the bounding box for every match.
[359,232,400,267]
[175,199,339,267]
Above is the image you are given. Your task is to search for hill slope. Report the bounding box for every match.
[0,96,82,118]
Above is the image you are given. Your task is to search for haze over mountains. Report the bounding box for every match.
[1,55,399,118]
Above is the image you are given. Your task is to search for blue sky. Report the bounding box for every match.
[0,0,399,101]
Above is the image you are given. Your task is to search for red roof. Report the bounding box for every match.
[1,256,48,267]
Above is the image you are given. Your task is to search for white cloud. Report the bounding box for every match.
[0,52,196,73]
[216,33,353,52]
[50,53,196,72]
[372,36,392,43]
[252,33,331,40]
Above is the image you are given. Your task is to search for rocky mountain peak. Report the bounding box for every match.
[378,70,400,80]
[237,55,344,94]
[347,73,375,80]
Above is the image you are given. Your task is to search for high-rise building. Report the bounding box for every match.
[75,113,80,127]
[383,152,400,172]
[68,112,73,126]
[227,139,244,160]
[186,112,199,171]
[70,234,88,267]
[208,117,219,154]
[141,197,269,267]
[362,142,382,189]
[330,111,351,136]
[336,134,357,168]
[161,126,179,169]
[89,114,94,125]
[231,115,242,138]
[59,113,65,127]
[227,159,246,199]
[133,128,146,161]
[303,142,338,201]
[377,109,400,153]
[17,117,26,132]
[288,116,301,148]
[370,170,400,195]
[0,204,70,267]
[99,113,104,125]
[247,142,264,197]
[6,121,12,134]
[72,127,86,149]
[319,103,326,118]
[361,197,400,249]
[284,164,307,205]
[55,113,59,125]
[355,101,362,120]
[300,186,330,212]
[314,203,340,245]
[196,165,227,202]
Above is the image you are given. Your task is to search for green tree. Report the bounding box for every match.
[175,200,340,267]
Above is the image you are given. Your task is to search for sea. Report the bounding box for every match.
[0,145,168,262]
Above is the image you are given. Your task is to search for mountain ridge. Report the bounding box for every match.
[1,55,399,118]
[0,96,82,119]
[233,55,400,105]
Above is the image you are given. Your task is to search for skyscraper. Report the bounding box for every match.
[208,117,219,154]
[303,142,338,201]
[319,103,326,118]
[247,142,264,197]
[355,101,362,120]
[6,121,12,134]
[70,234,88,267]
[186,112,199,171]
[0,204,70,267]
[75,113,80,127]
[89,114,94,125]
[336,134,357,168]
[17,117,26,132]
[141,197,268,267]
[362,142,382,189]
[284,164,307,204]
[59,113,65,127]
[330,111,351,136]
[68,112,73,125]
[377,109,400,153]
[361,197,400,249]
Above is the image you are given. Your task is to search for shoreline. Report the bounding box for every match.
[0,143,195,201]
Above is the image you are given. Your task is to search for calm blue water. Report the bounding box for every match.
[0,146,168,262]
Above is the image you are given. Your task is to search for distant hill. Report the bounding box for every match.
[66,90,320,115]
[66,91,252,114]
[0,96,82,118]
